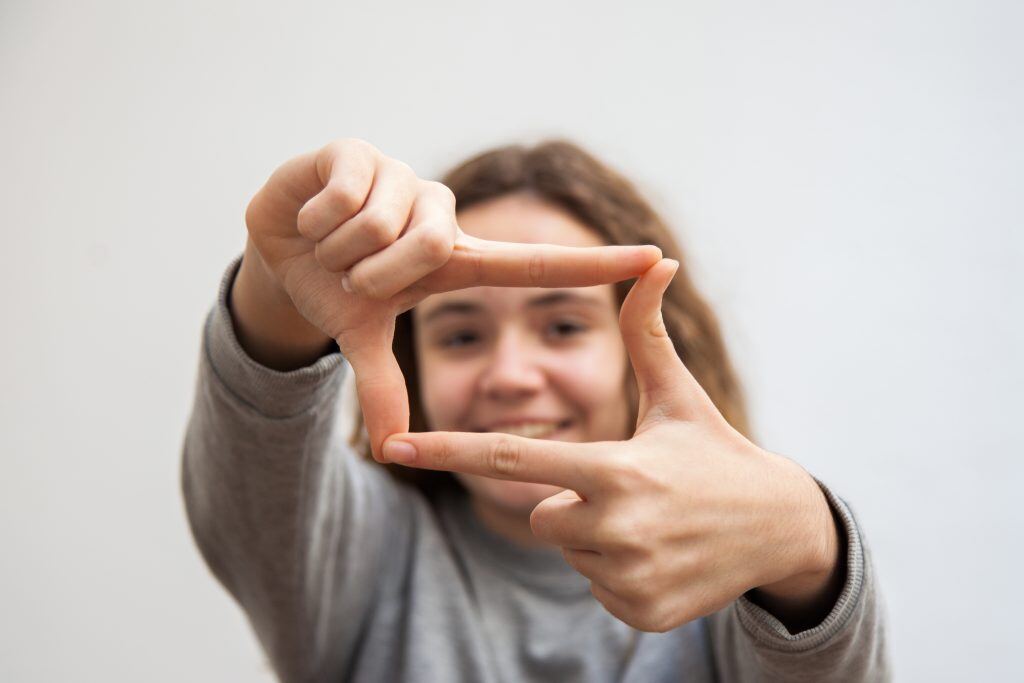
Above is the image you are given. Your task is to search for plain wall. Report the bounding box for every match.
[1,0,1021,680]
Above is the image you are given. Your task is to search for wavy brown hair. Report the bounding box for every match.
[349,140,751,500]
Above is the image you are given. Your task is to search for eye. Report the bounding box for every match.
[545,319,587,339]
[439,330,480,348]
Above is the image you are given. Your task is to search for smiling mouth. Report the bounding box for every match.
[482,419,573,439]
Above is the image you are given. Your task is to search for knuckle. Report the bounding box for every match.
[244,193,266,235]
[601,454,645,491]
[313,240,343,273]
[345,269,384,299]
[466,247,485,285]
[679,546,708,577]
[618,595,669,633]
[389,158,416,179]
[321,139,346,160]
[319,139,378,183]
[528,250,546,283]
[529,504,557,540]
[330,137,376,157]
[432,437,454,470]
[427,180,456,207]
[595,509,651,553]
[324,180,363,216]
[295,205,318,240]
[592,515,630,549]
[615,558,655,596]
[358,209,400,247]
[487,437,522,477]
[528,508,547,538]
[649,314,670,338]
[417,225,454,266]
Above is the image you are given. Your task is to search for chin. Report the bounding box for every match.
[459,475,565,514]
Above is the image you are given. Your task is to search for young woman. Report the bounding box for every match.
[182,138,888,681]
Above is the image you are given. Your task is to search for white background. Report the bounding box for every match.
[2,0,1021,680]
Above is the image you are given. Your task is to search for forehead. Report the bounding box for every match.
[415,192,615,318]
[456,191,606,248]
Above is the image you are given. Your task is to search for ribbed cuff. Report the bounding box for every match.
[202,253,347,418]
[733,478,866,652]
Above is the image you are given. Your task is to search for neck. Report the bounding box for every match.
[469,495,554,549]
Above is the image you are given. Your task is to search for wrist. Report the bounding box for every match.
[746,457,845,631]
[230,240,336,370]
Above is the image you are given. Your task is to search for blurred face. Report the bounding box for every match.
[412,192,633,515]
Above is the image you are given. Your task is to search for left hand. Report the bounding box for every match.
[382,259,842,633]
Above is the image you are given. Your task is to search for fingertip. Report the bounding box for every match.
[620,258,677,322]
[653,258,679,296]
[663,258,680,281]
[634,257,677,288]
[640,244,663,264]
[383,438,418,464]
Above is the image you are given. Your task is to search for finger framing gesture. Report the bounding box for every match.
[382,259,844,633]
[244,138,663,460]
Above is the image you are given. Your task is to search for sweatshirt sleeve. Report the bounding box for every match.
[706,480,891,682]
[180,254,413,683]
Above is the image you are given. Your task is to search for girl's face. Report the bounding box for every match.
[412,192,633,514]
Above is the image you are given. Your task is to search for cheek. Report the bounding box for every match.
[550,337,630,429]
[418,359,479,430]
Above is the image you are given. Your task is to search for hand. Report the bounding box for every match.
[381,259,842,632]
[244,138,663,459]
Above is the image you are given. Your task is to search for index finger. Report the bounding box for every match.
[418,233,662,292]
[382,431,608,494]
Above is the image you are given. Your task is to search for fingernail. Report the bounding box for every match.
[341,273,353,293]
[384,440,417,464]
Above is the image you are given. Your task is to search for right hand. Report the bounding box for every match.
[244,138,662,460]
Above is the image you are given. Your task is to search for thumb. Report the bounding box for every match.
[345,342,410,462]
[618,259,717,424]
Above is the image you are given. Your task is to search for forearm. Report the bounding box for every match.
[230,237,336,371]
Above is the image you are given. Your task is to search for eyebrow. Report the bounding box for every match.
[420,291,606,324]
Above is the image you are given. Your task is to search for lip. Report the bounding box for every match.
[475,417,574,432]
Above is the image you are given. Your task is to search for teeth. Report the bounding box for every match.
[489,421,562,439]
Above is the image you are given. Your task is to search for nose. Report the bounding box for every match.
[479,330,546,401]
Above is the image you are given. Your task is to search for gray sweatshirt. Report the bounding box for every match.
[181,255,890,682]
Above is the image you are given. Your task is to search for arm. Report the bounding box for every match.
[706,482,891,682]
[181,255,410,682]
